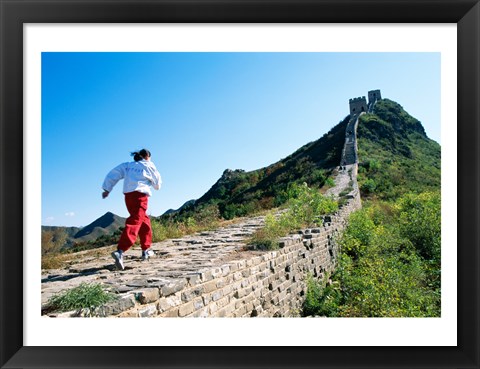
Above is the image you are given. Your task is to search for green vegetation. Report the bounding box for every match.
[356,99,440,201]
[46,283,117,313]
[249,183,338,250]
[69,228,124,252]
[302,193,440,317]
[302,99,441,317]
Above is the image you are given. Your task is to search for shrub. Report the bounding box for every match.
[340,209,375,258]
[302,193,441,317]
[150,219,183,241]
[248,213,283,250]
[302,273,343,317]
[302,275,324,316]
[397,191,441,262]
[221,201,261,220]
[249,184,338,250]
[325,177,335,187]
[287,183,338,227]
[41,229,68,255]
[361,178,377,194]
[150,205,221,242]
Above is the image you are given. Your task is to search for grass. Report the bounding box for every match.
[42,253,70,270]
[42,246,114,270]
[338,186,354,197]
[46,283,117,313]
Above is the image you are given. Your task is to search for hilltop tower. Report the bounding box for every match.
[368,89,382,106]
[349,96,367,116]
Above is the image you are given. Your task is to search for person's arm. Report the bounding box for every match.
[145,163,162,191]
[152,171,162,191]
[102,163,126,198]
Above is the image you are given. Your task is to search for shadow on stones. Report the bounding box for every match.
[42,264,119,283]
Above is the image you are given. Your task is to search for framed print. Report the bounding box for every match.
[1,0,479,368]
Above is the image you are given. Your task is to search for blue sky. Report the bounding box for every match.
[42,52,440,227]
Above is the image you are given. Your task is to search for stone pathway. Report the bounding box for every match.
[325,164,356,198]
[41,216,267,308]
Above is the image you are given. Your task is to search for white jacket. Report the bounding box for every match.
[102,159,162,197]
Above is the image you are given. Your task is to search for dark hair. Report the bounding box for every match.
[131,149,151,162]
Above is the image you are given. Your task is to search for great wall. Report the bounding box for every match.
[41,90,381,318]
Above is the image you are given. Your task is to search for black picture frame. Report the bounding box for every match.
[1,1,479,368]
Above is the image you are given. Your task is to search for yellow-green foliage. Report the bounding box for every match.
[396,191,441,262]
[41,229,68,255]
[151,204,221,242]
[250,183,338,250]
[303,191,441,317]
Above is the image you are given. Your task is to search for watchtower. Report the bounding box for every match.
[349,96,367,116]
[368,89,382,106]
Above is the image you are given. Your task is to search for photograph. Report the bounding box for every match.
[1,0,479,368]
[40,52,442,320]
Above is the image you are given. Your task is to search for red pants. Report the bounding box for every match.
[118,191,152,252]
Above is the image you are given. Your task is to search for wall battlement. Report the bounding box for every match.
[368,89,382,110]
[349,96,367,115]
[350,90,382,114]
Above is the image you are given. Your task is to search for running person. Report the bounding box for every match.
[102,149,161,270]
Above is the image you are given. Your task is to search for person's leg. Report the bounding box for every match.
[139,214,152,251]
[136,195,155,260]
[117,192,144,252]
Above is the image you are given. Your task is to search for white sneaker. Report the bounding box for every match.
[111,250,124,270]
[142,248,155,261]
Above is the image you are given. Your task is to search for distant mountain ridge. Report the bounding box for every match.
[162,199,196,216]
[73,211,126,241]
[41,226,81,238]
[41,211,126,250]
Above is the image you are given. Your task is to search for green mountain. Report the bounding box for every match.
[356,99,441,200]
[162,115,350,221]
[163,98,440,223]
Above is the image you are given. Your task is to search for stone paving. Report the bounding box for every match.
[41,216,267,308]
[325,164,356,199]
